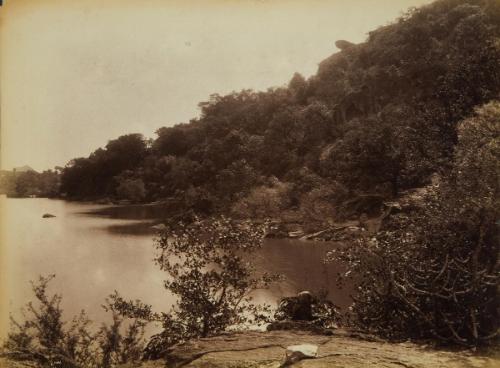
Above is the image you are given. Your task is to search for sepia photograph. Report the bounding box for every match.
[0,0,499,367]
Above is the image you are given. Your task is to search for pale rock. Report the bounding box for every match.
[282,344,318,366]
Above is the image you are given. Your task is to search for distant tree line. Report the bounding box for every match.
[0,169,61,198]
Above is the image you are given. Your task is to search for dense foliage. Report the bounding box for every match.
[327,102,499,345]
[58,0,500,221]
[0,169,61,198]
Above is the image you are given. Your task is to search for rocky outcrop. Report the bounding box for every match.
[147,330,498,368]
[3,330,498,367]
[335,40,355,51]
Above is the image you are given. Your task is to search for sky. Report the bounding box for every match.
[1,0,433,171]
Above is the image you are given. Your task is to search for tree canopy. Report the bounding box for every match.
[58,0,499,222]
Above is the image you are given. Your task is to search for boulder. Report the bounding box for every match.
[335,40,355,50]
[151,223,167,231]
[42,213,56,218]
[288,230,305,238]
[282,344,318,366]
[274,291,314,322]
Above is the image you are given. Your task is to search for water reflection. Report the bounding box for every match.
[1,198,351,338]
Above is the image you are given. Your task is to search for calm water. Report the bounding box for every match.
[1,198,350,337]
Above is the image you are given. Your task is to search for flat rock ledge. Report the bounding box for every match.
[146,330,498,368]
[1,330,498,368]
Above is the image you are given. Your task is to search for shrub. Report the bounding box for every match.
[326,102,499,345]
[109,217,280,359]
[2,275,146,368]
[116,178,146,203]
[231,181,291,219]
[273,291,341,329]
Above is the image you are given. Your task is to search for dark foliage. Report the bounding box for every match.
[273,291,341,329]
[0,169,61,198]
[58,0,500,221]
[327,102,499,345]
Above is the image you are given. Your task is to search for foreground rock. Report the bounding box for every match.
[42,213,56,218]
[2,330,498,367]
[153,330,498,368]
[283,344,318,366]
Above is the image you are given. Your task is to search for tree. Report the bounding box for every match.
[215,159,258,203]
[60,134,148,198]
[109,217,279,358]
[115,178,146,203]
[154,126,190,156]
[14,171,40,197]
[231,181,291,219]
[288,72,309,103]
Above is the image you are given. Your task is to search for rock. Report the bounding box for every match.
[267,320,333,335]
[274,291,314,322]
[127,330,499,367]
[151,223,167,231]
[265,222,288,238]
[288,230,304,238]
[42,213,56,218]
[300,229,329,241]
[95,198,112,205]
[282,344,318,366]
[335,40,355,50]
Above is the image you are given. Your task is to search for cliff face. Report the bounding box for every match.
[110,330,499,368]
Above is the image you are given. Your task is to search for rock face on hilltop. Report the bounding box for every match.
[334,39,355,50]
[117,330,499,368]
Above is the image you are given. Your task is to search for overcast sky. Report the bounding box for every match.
[1,0,433,171]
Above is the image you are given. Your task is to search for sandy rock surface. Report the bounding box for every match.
[2,330,498,368]
[158,330,499,368]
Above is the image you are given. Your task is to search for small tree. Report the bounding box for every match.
[110,217,279,358]
[231,181,290,219]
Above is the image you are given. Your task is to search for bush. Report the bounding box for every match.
[109,217,280,359]
[2,275,146,368]
[326,102,499,345]
[231,181,291,219]
[116,178,146,203]
[299,182,349,224]
[273,291,341,329]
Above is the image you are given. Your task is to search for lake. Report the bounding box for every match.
[0,197,351,338]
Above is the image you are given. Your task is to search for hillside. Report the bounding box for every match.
[57,0,499,227]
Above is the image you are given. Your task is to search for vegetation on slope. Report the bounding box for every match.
[328,101,499,345]
[58,0,499,223]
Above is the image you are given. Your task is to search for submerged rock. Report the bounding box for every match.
[42,213,56,218]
